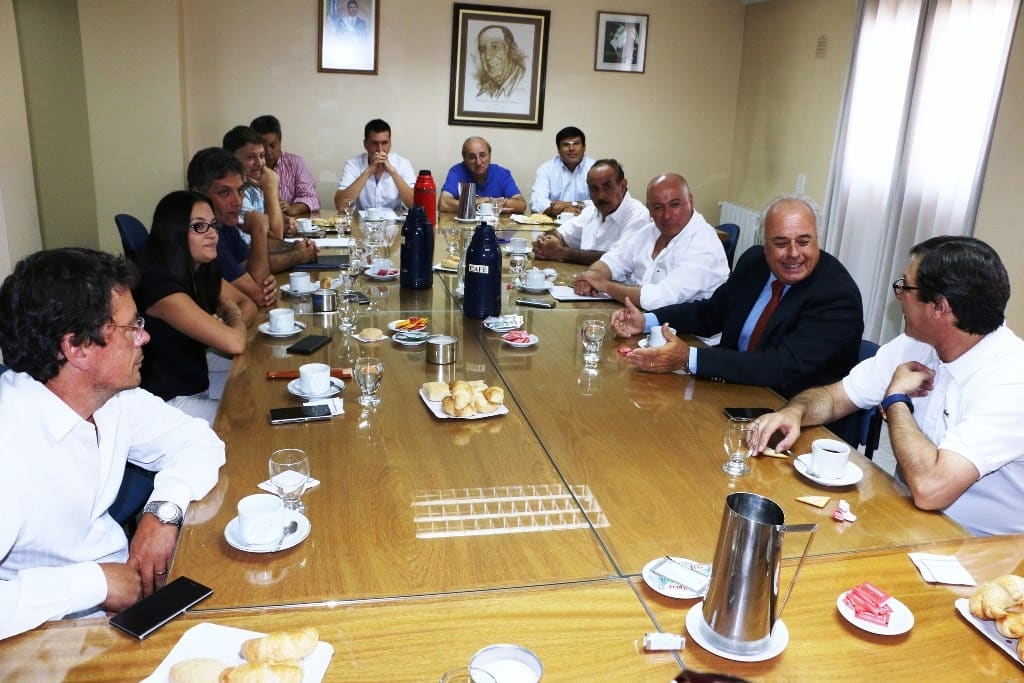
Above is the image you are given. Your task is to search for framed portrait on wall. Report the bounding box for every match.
[319,0,379,74]
[595,12,648,73]
[448,4,550,129]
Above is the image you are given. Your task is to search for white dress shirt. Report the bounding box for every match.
[337,152,416,210]
[0,371,224,638]
[556,191,649,252]
[529,155,596,213]
[600,210,729,310]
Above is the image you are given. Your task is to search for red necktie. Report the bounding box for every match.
[748,280,785,351]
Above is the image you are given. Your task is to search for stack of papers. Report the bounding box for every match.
[908,552,977,585]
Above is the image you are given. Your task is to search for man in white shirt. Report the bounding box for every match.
[572,173,729,310]
[529,126,596,217]
[532,159,648,266]
[334,119,416,211]
[755,236,1024,536]
[0,248,225,639]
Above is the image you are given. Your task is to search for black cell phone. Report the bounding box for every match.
[286,334,331,355]
[516,298,556,309]
[724,407,772,420]
[268,404,333,424]
[344,291,371,305]
[109,576,212,640]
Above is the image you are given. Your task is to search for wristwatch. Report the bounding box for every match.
[143,500,183,527]
[880,393,914,421]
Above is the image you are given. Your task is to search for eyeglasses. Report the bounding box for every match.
[189,221,219,234]
[892,277,921,297]
[109,316,146,344]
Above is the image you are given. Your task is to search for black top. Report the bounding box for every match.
[135,265,212,400]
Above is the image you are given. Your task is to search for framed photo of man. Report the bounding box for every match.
[448,4,550,129]
[319,0,379,74]
[595,12,648,73]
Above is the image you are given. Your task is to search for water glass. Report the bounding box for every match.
[338,295,359,332]
[340,198,355,226]
[491,196,506,215]
[355,356,384,407]
[268,448,310,513]
[580,319,607,368]
[508,252,529,287]
[441,223,462,258]
[722,417,759,476]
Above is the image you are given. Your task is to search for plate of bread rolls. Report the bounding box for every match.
[144,623,332,682]
[420,380,509,419]
[954,574,1024,666]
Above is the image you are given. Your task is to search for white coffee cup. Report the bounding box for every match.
[296,217,313,233]
[477,202,494,216]
[558,211,574,223]
[525,268,546,289]
[237,493,284,545]
[366,207,382,221]
[509,237,528,254]
[299,362,331,395]
[268,308,295,333]
[648,326,667,348]
[289,271,311,293]
[810,438,851,479]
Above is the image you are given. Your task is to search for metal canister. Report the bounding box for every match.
[311,288,337,313]
[426,335,458,364]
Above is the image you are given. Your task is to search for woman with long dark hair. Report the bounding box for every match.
[135,190,256,423]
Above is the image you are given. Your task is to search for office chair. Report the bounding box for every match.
[857,339,883,459]
[114,213,149,262]
[717,223,740,268]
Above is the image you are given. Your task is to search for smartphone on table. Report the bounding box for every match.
[109,576,212,639]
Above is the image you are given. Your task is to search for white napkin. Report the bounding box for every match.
[550,285,612,301]
[908,552,977,585]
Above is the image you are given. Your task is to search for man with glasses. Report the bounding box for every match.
[0,248,224,639]
[755,236,1024,536]
[529,126,596,217]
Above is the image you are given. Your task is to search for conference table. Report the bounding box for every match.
[2,214,1020,681]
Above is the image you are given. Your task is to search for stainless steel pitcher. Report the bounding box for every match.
[457,182,477,220]
[699,492,817,656]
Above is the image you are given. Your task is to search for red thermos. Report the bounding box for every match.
[413,170,436,227]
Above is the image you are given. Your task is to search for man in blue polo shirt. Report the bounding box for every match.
[438,136,526,214]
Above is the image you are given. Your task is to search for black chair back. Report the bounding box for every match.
[857,339,882,459]
[114,214,149,262]
[717,223,740,268]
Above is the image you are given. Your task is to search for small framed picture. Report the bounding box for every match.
[319,0,379,74]
[595,11,648,73]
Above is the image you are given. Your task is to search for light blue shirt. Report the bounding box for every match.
[529,155,596,213]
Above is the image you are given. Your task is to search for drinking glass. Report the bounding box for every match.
[580,319,607,368]
[491,196,506,216]
[268,448,310,513]
[508,251,529,287]
[722,417,759,476]
[441,223,462,258]
[340,199,355,228]
[338,295,359,332]
[355,356,384,407]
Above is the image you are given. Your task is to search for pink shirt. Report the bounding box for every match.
[275,151,320,211]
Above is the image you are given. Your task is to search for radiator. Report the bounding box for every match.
[718,201,761,257]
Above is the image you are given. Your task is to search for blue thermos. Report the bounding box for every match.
[462,221,501,318]
[399,204,433,289]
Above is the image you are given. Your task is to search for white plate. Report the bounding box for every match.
[140,622,333,683]
[353,332,389,343]
[794,454,864,487]
[954,598,1023,666]
[641,556,712,599]
[516,282,552,294]
[433,262,459,273]
[509,214,554,225]
[418,388,509,420]
[224,510,311,554]
[686,601,789,662]
[280,283,318,296]
[287,377,344,400]
[388,319,429,333]
[501,333,539,348]
[392,332,430,346]
[837,590,914,635]
[258,321,306,338]
[358,208,399,221]
[364,267,399,281]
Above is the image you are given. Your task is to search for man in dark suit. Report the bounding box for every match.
[611,194,864,442]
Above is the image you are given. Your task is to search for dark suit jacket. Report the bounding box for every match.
[654,246,864,401]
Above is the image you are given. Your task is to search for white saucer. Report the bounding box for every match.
[224,510,310,553]
[392,332,430,346]
[258,321,306,338]
[837,591,914,635]
[516,283,552,294]
[794,454,864,487]
[286,377,343,399]
[433,262,459,273]
[501,333,539,348]
[503,246,534,256]
[364,267,399,281]
[455,216,479,223]
[280,283,317,296]
[686,601,789,662]
[642,556,712,599]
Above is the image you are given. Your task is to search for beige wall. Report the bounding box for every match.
[975,15,1024,332]
[181,0,744,219]
[0,0,43,275]
[730,0,857,209]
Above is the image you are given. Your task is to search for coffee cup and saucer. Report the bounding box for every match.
[259,309,306,337]
[793,438,863,486]
[224,494,311,553]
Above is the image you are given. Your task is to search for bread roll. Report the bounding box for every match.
[219,663,302,683]
[450,381,473,410]
[1018,633,1024,661]
[468,380,488,392]
[996,611,1024,638]
[969,575,1024,619]
[169,657,228,683]
[472,392,497,414]
[441,256,460,269]
[442,396,457,416]
[359,327,383,341]
[454,402,477,418]
[422,381,450,401]
[240,627,319,664]
[483,386,504,404]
